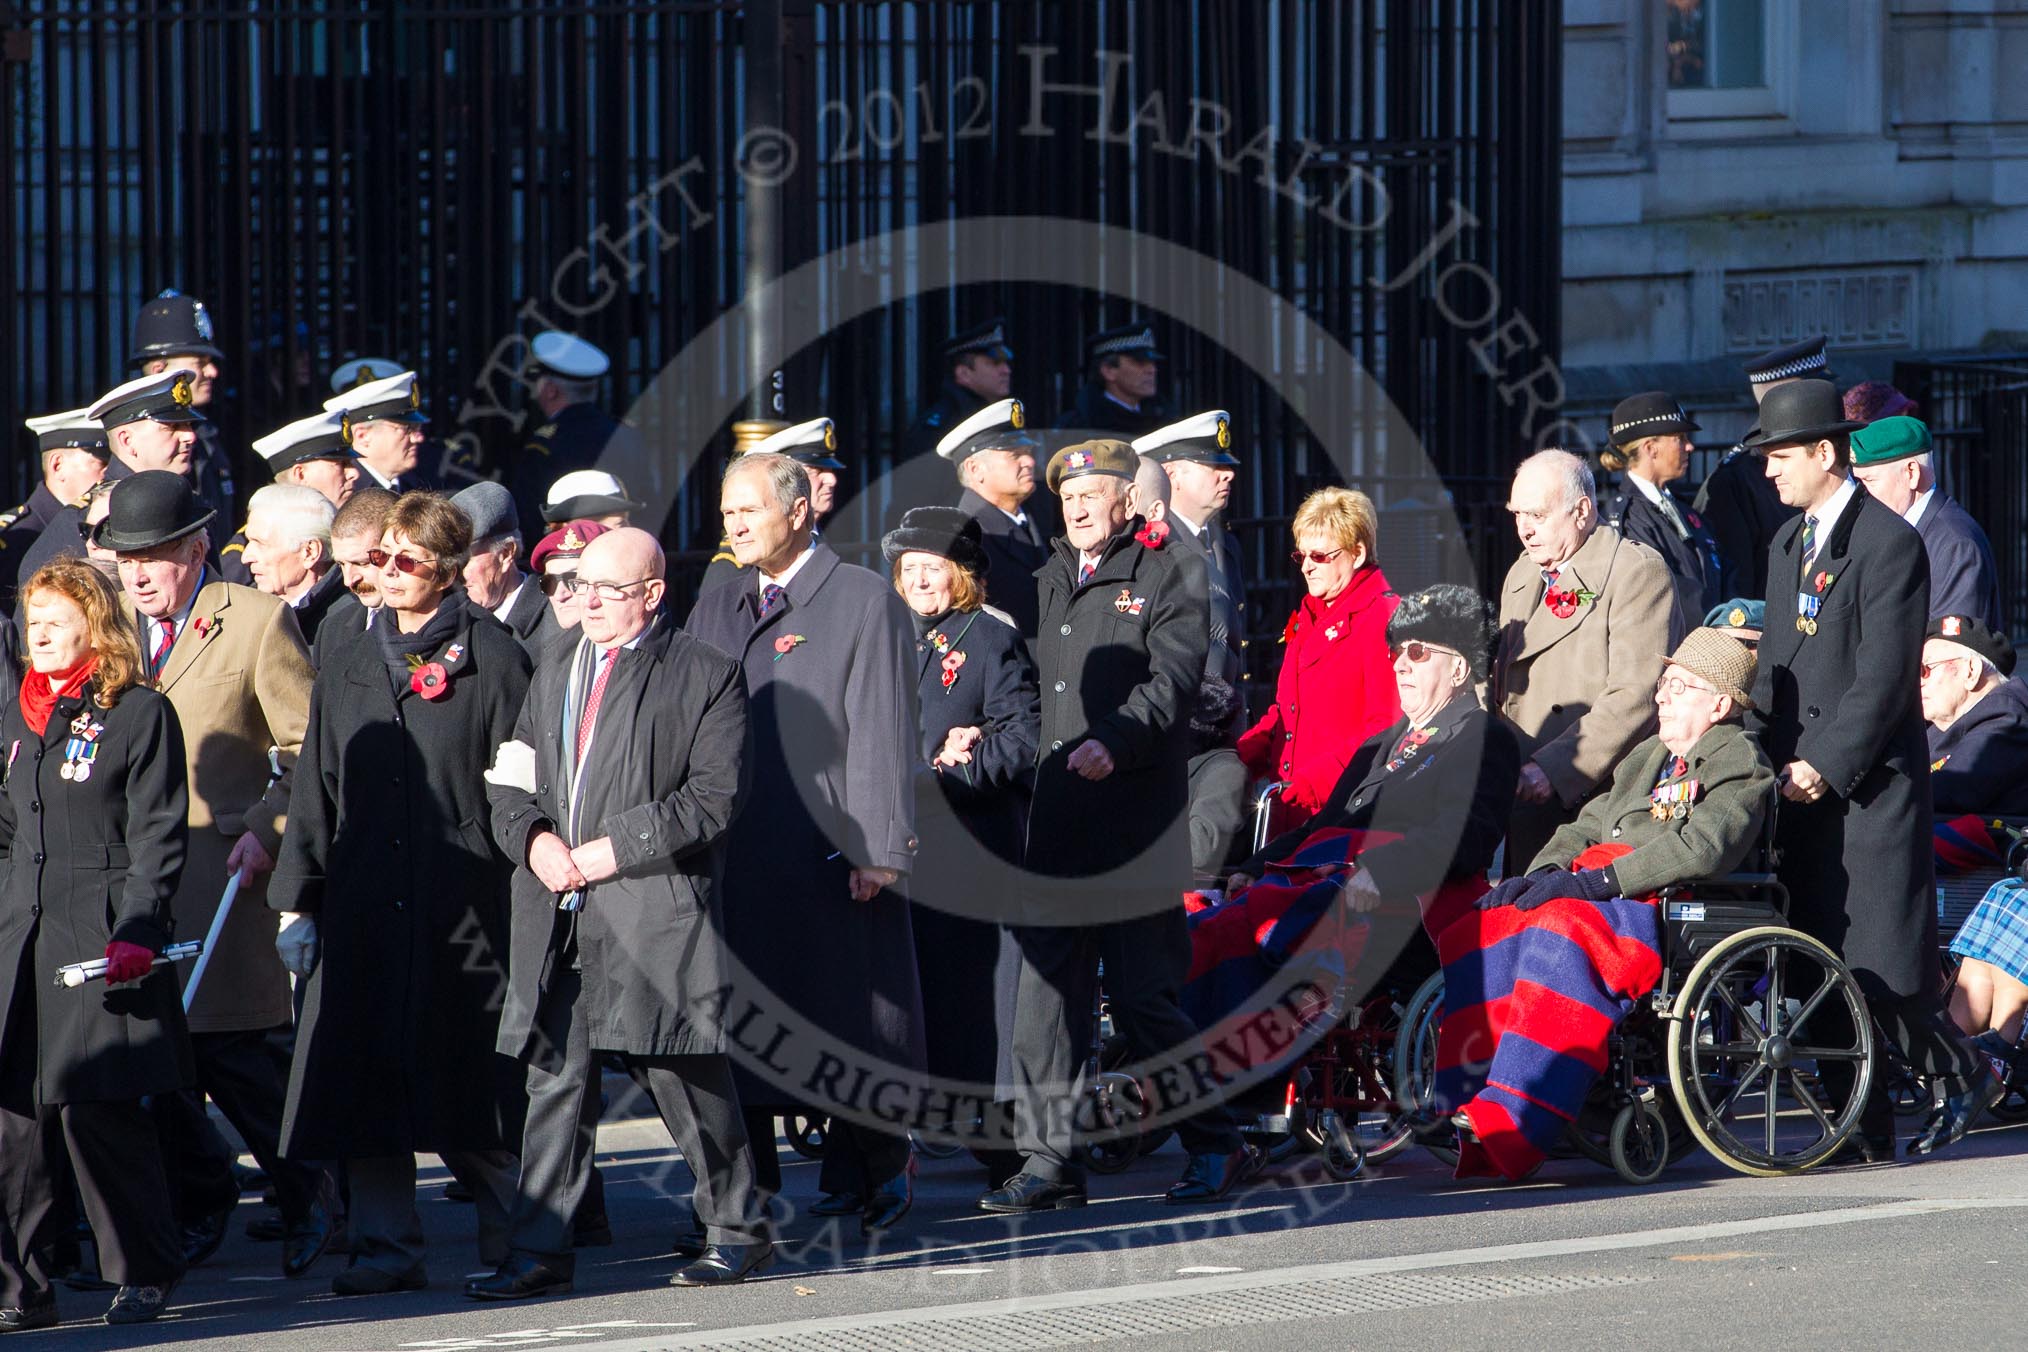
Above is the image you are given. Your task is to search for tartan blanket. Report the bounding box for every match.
[1430,842,1663,1180]
[1935,813,2007,877]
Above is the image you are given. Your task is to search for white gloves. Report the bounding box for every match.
[484,739,538,793]
[275,911,319,979]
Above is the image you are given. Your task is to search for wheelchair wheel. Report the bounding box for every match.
[785,1114,827,1161]
[1608,1099,1669,1184]
[1319,1110,1366,1181]
[1665,926,1875,1176]
[1392,972,1458,1167]
[1074,1071,1148,1175]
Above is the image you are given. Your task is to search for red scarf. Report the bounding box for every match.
[20,655,99,736]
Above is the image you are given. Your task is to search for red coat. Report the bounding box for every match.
[1238,566,1401,827]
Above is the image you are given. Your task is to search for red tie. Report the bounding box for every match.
[152,619,176,677]
[575,648,620,765]
[1077,562,1094,587]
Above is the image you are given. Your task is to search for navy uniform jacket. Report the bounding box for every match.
[1026,518,1207,921]
[1606,482,1721,623]
[1694,449,1797,600]
[901,382,988,464]
[958,488,1049,639]
[1929,678,2028,817]
[509,402,649,543]
[1915,493,2001,628]
[1054,384,1167,439]
[0,484,69,607]
[1750,483,1935,999]
[1173,514,1247,691]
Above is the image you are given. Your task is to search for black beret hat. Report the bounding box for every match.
[1928,613,2016,678]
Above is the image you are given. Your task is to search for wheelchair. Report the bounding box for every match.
[1393,809,1883,1182]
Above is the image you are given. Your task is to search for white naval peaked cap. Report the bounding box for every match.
[529,331,611,380]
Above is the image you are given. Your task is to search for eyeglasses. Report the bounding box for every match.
[366,548,437,575]
[538,571,579,597]
[1389,640,1461,664]
[1655,675,1717,699]
[563,577,653,603]
[1291,547,1346,566]
[1919,658,1970,681]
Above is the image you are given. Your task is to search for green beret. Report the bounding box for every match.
[1046,438,1138,494]
[1849,414,1932,467]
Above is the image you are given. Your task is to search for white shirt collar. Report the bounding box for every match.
[361,463,399,492]
[1807,476,1858,543]
[144,571,208,654]
[1904,488,1935,529]
[598,631,648,660]
[1628,474,1669,509]
[489,574,529,624]
[1171,509,1211,539]
[760,539,818,591]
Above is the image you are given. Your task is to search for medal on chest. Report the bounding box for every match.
[59,718,103,782]
[1385,726,1435,774]
[1649,776,1698,820]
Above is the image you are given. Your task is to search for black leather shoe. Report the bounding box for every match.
[807,1191,863,1217]
[977,1171,1088,1214]
[281,1199,335,1279]
[464,1255,574,1301]
[669,1242,773,1287]
[670,1208,707,1260]
[861,1160,915,1234]
[1820,1133,1895,1167]
[331,1264,427,1296]
[0,1303,58,1333]
[103,1283,174,1326]
[1164,1149,1253,1205]
[1909,1068,2005,1157]
[180,1201,234,1268]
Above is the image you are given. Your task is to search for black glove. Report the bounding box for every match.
[1476,876,1532,910]
[1513,866,1617,912]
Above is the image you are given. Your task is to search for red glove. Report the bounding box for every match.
[103,941,154,985]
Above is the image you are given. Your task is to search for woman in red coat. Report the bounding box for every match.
[1238,487,1400,831]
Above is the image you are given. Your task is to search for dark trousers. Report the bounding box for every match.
[1818,988,1981,1139]
[510,966,766,1270]
[0,995,182,1306]
[741,1108,910,1201]
[156,1026,324,1225]
[1008,907,1242,1180]
[347,1150,517,1279]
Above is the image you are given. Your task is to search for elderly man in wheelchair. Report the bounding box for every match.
[1435,628,1776,1179]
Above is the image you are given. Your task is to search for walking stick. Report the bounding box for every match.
[179,873,242,1012]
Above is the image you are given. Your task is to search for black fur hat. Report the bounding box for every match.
[1386,583,1496,678]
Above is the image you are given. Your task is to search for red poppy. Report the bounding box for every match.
[772,633,807,662]
[1544,588,1578,619]
[940,650,967,690]
[1134,520,1170,549]
[411,662,451,701]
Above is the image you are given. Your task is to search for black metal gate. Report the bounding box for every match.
[1896,356,2028,636]
[2,0,1562,629]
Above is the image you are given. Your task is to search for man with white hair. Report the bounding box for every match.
[242,483,346,648]
[1921,614,2028,816]
[1848,415,1999,627]
[1491,448,1684,869]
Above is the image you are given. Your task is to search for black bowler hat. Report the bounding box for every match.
[881,506,991,577]
[1929,613,2017,678]
[90,470,217,553]
[130,289,224,364]
[1739,380,1864,452]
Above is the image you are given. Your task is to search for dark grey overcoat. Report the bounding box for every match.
[683,543,924,1109]
[489,618,749,1065]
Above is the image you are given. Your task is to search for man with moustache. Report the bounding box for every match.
[308,486,398,668]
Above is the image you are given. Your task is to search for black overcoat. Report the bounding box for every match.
[292,565,350,652]
[1693,448,1797,601]
[958,488,1050,640]
[1750,484,1936,999]
[683,544,925,1108]
[1172,516,1247,691]
[906,606,1037,1088]
[1026,519,1207,921]
[1607,482,1721,621]
[490,619,749,1064]
[0,680,194,1104]
[270,609,533,1157]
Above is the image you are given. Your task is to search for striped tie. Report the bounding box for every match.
[1077,562,1094,587]
[760,582,784,617]
[151,619,176,678]
[1801,514,1819,575]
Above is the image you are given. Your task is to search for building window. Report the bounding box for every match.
[1667,0,1765,91]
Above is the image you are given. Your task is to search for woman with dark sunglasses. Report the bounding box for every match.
[272,491,535,1296]
[1236,487,1401,835]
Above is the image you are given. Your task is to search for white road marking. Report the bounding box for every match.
[791,1204,1296,1272]
[1176,1266,1243,1274]
[555,1197,2028,1352]
[932,1267,992,1275]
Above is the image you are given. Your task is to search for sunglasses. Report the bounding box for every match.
[1919,658,1970,681]
[538,571,579,597]
[1389,640,1460,664]
[365,548,437,575]
[1291,547,1345,566]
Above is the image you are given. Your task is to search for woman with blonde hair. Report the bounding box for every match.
[1237,486,1400,832]
[0,557,193,1327]
[1599,391,1719,620]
